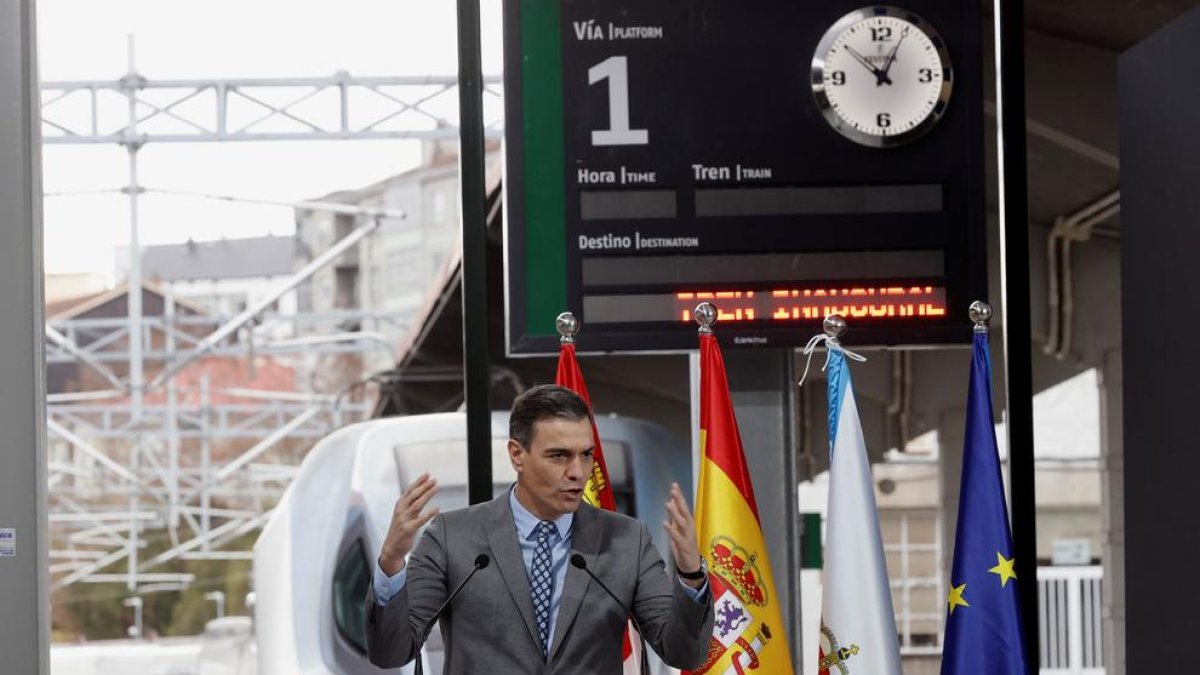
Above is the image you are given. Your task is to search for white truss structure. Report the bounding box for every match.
[43,44,503,594]
[45,304,381,592]
[42,72,504,145]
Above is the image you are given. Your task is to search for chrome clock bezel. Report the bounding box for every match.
[811,6,954,148]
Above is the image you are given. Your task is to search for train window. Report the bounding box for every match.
[598,441,636,517]
[598,440,629,484]
[332,538,370,654]
[392,439,518,511]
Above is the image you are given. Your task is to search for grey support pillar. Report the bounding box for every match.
[723,349,801,669]
[1120,8,1200,668]
[0,0,49,672]
[1097,348,1124,675]
[937,408,967,582]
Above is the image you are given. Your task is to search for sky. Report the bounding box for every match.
[37,0,504,278]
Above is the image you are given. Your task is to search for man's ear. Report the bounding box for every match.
[507,438,524,473]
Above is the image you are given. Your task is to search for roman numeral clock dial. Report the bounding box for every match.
[812,6,953,147]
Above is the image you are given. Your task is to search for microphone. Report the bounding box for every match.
[570,553,650,675]
[414,553,490,675]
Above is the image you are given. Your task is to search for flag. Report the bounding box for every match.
[940,332,1030,675]
[818,347,902,675]
[555,338,639,670]
[688,331,794,674]
[555,340,617,511]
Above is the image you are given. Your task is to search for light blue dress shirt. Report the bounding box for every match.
[373,488,708,654]
[507,488,574,652]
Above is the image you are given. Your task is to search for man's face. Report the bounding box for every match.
[509,416,595,521]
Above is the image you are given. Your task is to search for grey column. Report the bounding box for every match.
[724,349,801,668]
[1120,8,1200,669]
[1097,348,1124,675]
[937,408,966,583]
[0,0,49,672]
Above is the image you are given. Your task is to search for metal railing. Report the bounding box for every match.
[1038,565,1104,674]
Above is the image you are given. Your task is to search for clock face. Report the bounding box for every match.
[811,7,953,147]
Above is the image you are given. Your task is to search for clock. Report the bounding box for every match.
[811,6,953,147]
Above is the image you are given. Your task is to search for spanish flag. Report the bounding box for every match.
[555,338,639,671]
[689,331,794,674]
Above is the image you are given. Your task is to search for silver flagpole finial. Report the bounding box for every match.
[823,314,847,339]
[796,313,863,389]
[556,311,580,344]
[695,302,718,334]
[969,301,992,334]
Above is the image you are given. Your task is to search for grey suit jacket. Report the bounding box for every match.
[365,492,714,674]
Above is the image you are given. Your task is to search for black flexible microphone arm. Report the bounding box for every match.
[413,553,490,675]
[570,553,650,675]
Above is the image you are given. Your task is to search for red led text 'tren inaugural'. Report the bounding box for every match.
[676,286,948,323]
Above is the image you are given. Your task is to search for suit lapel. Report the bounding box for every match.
[485,493,542,654]
[549,503,604,662]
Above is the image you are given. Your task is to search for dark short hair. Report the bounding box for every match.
[509,384,591,448]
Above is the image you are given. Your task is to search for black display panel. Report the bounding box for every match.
[503,0,986,354]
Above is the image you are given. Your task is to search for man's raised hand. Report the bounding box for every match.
[663,482,705,589]
[379,473,439,576]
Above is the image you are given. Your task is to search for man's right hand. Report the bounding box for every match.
[379,473,440,576]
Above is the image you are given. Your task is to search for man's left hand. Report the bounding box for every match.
[663,482,705,589]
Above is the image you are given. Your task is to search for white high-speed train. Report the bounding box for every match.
[252,411,692,674]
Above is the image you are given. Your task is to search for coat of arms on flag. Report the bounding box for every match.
[696,537,780,673]
[702,537,774,666]
[817,623,860,675]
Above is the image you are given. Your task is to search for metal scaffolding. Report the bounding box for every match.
[42,40,504,593]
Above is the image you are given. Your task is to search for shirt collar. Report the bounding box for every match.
[509,485,574,541]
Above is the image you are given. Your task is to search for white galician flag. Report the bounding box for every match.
[817,348,902,675]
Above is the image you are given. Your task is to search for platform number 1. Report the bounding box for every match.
[588,56,649,146]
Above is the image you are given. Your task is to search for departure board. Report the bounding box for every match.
[503,0,986,354]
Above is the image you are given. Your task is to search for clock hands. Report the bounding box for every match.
[879,30,910,85]
[845,45,900,87]
[843,46,890,86]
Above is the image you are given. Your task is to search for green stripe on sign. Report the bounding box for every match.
[521,0,567,336]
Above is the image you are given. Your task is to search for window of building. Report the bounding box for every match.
[298,281,313,312]
[430,189,448,226]
[335,267,358,309]
[387,249,422,290]
[881,508,944,653]
[335,213,355,240]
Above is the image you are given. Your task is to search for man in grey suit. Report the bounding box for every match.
[365,385,715,674]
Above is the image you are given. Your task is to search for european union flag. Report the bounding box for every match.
[940,332,1030,675]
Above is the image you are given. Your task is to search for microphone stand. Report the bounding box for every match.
[570,553,650,675]
[413,554,490,675]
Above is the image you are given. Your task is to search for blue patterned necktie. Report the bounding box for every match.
[530,520,557,656]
